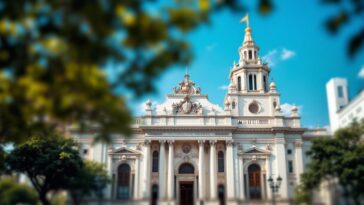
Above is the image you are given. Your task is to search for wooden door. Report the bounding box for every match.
[248,164,262,199]
[180,182,193,205]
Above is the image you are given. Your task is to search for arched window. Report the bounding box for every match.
[237,76,241,91]
[263,75,267,92]
[248,50,252,59]
[218,151,224,172]
[249,74,253,90]
[254,50,257,59]
[253,75,257,90]
[117,164,131,199]
[218,184,225,205]
[152,151,159,172]
[179,163,194,174]
[273,100,277,109]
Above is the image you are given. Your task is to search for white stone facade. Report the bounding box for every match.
[326,78,364,133]
[73,25,317,205]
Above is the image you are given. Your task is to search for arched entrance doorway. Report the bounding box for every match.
[218,184,225,205]
[151,184,158,205]
[117,163,131,199]
[178,163,194,205]
[248,164,262,199]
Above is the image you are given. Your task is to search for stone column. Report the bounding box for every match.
[210,140,217,199]
[238,155,245,200]
[142,140,151,199]
[198,140,205,200]
[258,68,264,93]
[159,140,166,200]
[167,140,175,200]
[295,141,304,184]
[226,140,236,199]
[134,157,140,200]
[275,135,288,198]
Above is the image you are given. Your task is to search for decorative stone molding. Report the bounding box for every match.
[294,141,303,148]
[173,73,201,95]
[226,139,234,146]
[265,144,272,151]
[197,140,205,145]
[209,140,217,145]
[172,95,202,114]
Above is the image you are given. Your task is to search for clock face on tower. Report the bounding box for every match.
[248,102,260,114]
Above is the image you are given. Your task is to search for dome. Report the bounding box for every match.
[270,81,276,89]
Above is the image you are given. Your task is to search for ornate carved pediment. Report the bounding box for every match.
[110,147,142,156]
[241,147,271,155]
[172,95,202,114]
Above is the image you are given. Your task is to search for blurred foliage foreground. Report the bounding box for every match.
[294,120,364,205]
[0,0,248,146]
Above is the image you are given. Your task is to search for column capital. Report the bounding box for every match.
[167,140,175,145]
[209,140,217,146]
[144,139,151,145]
[294,141,303,148]
[198,140,205,145]
[226,139,234,146]
[159,140,166,144]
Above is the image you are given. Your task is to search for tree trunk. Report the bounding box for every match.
[39,193,50,205]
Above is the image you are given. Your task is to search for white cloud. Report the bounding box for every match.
[280,103,302,117]
[358,65,364,79]
[219,84,229,90]
[281,48,296,60]
[262,48,296,67]
[206,43,217,52]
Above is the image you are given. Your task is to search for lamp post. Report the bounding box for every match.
[267,175,282,205]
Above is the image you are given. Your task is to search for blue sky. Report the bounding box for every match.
[131,0,364,127]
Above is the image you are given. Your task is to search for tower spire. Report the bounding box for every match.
[238,15,261,63]
[184,65,190,82]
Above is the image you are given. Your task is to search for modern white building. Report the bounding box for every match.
[73,24,319,205]
[326,78,364,133]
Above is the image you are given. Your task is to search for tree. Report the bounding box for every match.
[0,178,39,205]
[68,160,110,205]
[5,136,83,205]
[298,120,364,204]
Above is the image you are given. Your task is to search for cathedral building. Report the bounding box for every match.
[74,24,321,205]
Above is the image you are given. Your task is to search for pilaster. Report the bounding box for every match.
[209,140,217,200]
[167,140,175,200]
[226,140,236,200]
[159,140,166,200]
[274,135,288,199]
[198,140,205,201]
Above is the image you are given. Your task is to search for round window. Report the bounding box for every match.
[248,102,259,114]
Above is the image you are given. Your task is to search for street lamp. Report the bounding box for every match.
[268,176,283,205]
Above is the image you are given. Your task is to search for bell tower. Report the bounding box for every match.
[225,16,282,117]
